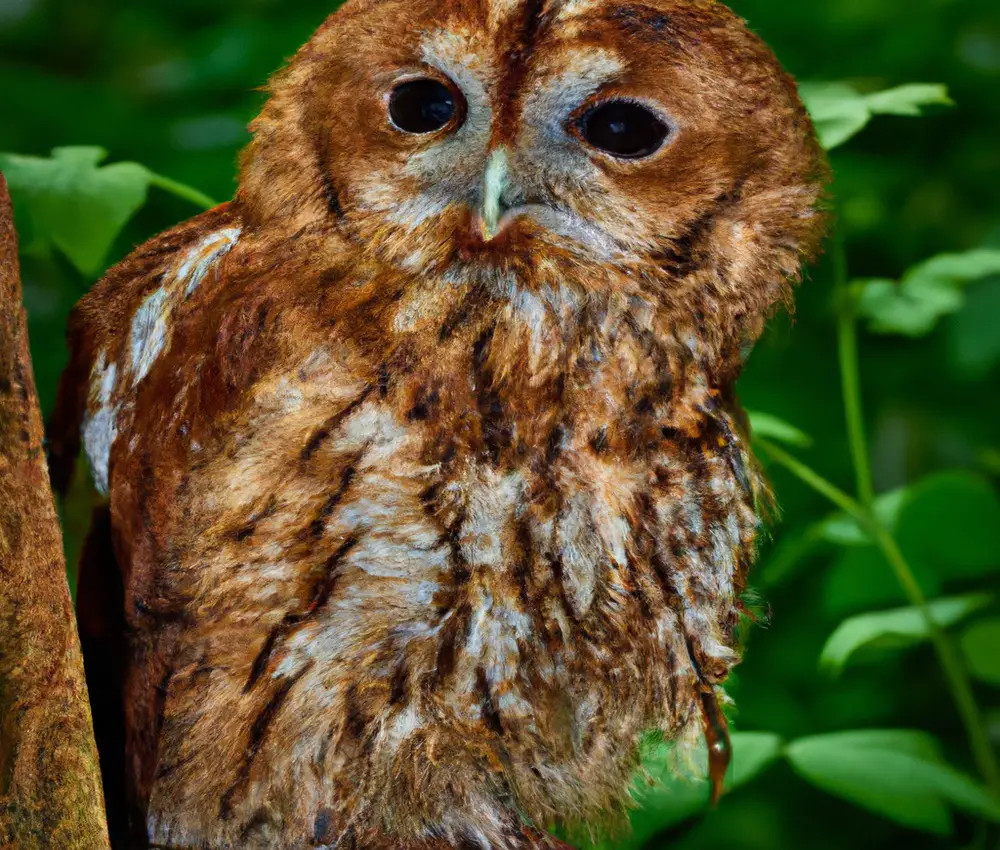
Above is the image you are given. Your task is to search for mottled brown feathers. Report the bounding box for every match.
[53,0,827,847]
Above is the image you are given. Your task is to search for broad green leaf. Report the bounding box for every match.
[799,82,872,150]
[793,728,943,760]
[747,411,812,447]
[800,82,952,150]
[911,249,1000,282]
[760,489,906,588]
[599,732,784,850]
[726,732,785,788]
[0,146,216,277]
[864,84,954,116]
[823,543,942,617]
[895,472,1000,580]
[0,146,150,276]
[856,249,1000,337]
[786,729,1000,834]
[857,276,964,336]
[961,619,1000,686]
[820,594,991,675]
[948,277,1000,379]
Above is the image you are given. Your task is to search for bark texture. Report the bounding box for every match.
[0,171,110,848]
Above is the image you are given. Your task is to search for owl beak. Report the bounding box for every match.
[480,147,512,242]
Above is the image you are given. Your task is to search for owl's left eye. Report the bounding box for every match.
[388,79,462,135]
[576,100,670,159]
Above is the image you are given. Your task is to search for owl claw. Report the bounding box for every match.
[699,686,732,806]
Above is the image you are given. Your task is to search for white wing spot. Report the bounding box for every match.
[130,286,170,384]
[178,227,241,297]
[82,350,119,495]
[127,227,241,386]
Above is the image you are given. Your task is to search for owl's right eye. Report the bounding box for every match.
[388,79,462,135]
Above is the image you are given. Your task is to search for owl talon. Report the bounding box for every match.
[699,687,731,806]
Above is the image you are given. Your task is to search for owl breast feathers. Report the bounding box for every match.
[49,0,826,847]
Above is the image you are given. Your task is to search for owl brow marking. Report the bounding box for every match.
[494,0,550,140]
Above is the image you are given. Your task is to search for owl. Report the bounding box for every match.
[48,0,826,847]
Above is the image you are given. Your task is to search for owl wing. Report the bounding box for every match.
[47,202,242,840]
[49,202,241,496]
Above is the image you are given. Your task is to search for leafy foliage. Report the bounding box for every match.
[593,733,786,850]
[800,83,953,150]
[819,595,991,675]
[0,146,214,276]
[855,250,1000,337]
[961,620,1000,687]
[747,411,813,448]
[2,1,999,849]
[786,730,1000,834]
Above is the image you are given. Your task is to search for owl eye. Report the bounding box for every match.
[388,79,462,134]
[577,100,670,159]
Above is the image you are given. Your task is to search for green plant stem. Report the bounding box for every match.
[828,236,999,797]
[833,239,876,508]
[757,437,1000,798]
[147,172,218,210]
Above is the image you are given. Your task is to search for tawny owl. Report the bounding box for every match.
[49,0,826,847]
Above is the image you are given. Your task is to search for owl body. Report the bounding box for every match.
[52,1,825,847]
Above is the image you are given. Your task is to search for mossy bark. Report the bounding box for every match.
[0,171,110,848]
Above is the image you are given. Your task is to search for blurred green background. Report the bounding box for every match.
[2,0,999,848]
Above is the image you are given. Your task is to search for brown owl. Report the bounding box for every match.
[49,0,826,847]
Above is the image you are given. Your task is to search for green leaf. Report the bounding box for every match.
[799,82,872,150]
[823,544,942,616]
[819,594,992,675]
[864,84,954,117]
[856,276,963,336]
[856,250,1000,337]
[800,82,952,150]
[786,729,1000,834]
[747,411,812,447]
[0,147,216,277]
[948,277,1000,379]
[727,732,786,788]
[895,472,1000,580]
[0,146,150,276]
[612,732,784,850]
[961,619,1000,686]
[911,249,1000,282]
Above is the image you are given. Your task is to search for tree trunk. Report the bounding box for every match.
[0,171,110,848]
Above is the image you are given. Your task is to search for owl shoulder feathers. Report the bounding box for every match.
[49,203,242,497]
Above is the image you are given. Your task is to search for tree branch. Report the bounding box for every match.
[0,171,110,847]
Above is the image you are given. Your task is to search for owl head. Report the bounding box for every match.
[240,0,826,351]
